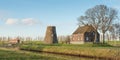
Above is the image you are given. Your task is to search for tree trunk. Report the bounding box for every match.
[103,32,105,44]
[107,33,110,41]
[118,34,120,41]
[119,36,120,41]
[94,30,98,43]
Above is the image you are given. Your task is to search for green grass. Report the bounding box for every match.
[20,41,120,59]
[1,41,120,60]
[21,40,113,47]
[107,41,120,46]
[0,48,94,60]
[0,48,60,60]
[0,41,4,46]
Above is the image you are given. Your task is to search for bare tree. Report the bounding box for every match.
[108,23,120,41]
[99,5,117,43]
[78,16,90,25]
[78,5,118,43]
[114,23,120,41]
[108,26,115,41]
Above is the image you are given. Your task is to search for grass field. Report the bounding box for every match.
[1,41,120,60]
[0,48,61,60]
[0,48,95,60]
[20,41,120,60]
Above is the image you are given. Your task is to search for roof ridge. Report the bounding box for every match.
[72,25,96,34]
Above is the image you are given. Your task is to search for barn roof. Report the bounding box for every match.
[73,25,96,34]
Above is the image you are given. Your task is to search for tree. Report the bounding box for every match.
[108,25,116,41]
[114,23,120,41]
[78,5,118,43]
[58,35,70,44]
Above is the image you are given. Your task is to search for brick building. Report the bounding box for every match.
[70,25,100,44]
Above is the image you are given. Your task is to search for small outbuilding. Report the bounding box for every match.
[70,25,100,44]
[9,38,20,45]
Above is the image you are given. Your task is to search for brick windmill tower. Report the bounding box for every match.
[44,26,58,44]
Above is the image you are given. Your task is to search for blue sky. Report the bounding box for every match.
[0,0,120,38]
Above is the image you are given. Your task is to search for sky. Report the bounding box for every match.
[0,0,120,38]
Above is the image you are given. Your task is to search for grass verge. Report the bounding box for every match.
[20,43,120,60]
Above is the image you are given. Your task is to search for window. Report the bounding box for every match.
[86,37,89,41]
[92,32,95,35]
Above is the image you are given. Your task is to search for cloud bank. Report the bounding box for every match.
[5,18,39,25]
[22,18,37,25]
[5,18,18,25]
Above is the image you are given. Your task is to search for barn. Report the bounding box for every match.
[70,25,100,44]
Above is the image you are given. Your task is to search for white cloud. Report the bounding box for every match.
[5,18,40,26]
[5,18,18,25]
[22,18,37,25]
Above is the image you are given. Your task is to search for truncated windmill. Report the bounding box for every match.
[44,26,58,44]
